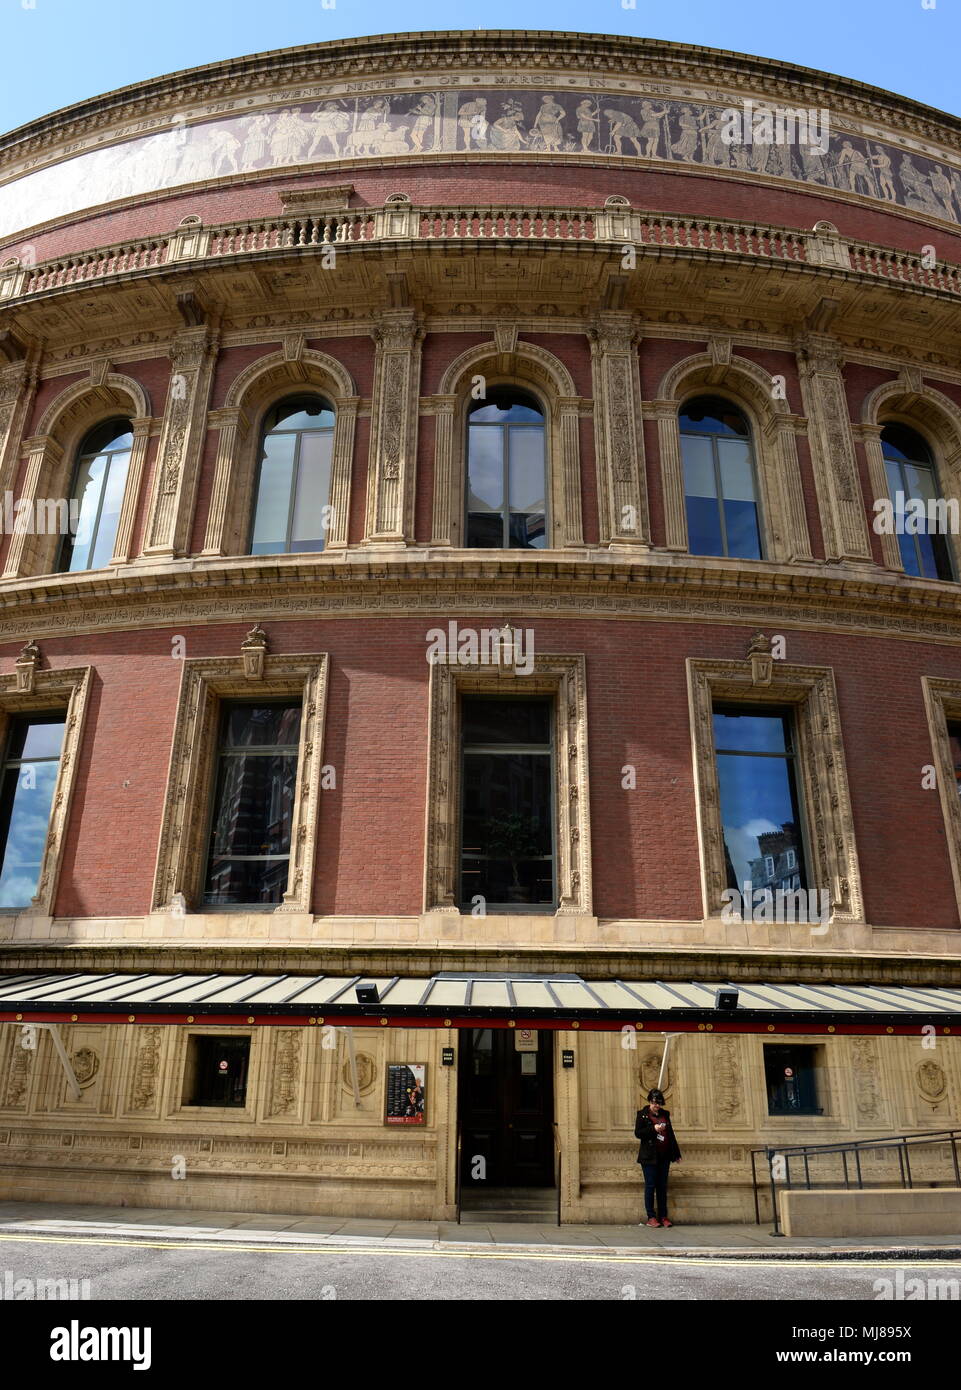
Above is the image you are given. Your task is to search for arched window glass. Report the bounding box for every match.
[250,396,335,555]
[467,389,546,549]
[881,423,954,581]
[58,419,133,573]
[680,396,762,560]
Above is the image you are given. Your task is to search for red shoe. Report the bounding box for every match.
[660,1219,673,1228]
[645,1217,661,1227]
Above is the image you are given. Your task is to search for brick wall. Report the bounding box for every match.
[4,618,958,930]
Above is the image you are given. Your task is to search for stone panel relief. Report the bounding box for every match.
[712,1035,747,1126]
[4,87,961,241]
[850,1036,883,1124]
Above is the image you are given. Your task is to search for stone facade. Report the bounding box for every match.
[0,31,960,1224]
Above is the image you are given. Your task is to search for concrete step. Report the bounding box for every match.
[459,1208,559,1224]
[460,1187,557,1220]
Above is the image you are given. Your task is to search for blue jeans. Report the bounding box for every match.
[642,1158,671,1220]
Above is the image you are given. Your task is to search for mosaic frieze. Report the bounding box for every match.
[2,86,961,243]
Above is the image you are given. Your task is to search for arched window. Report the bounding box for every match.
[881,423,954,581]
[466,389,546,549]
[249,395,335,555]
[680,396,762,560]
[58,419,133,573]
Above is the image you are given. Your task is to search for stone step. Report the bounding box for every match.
[459,1209,559,1224]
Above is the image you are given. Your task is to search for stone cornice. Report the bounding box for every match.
[3,31,960,170]
[1,940,958,984]
[0,550,960,646]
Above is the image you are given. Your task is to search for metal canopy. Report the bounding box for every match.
[0,970,958,1034]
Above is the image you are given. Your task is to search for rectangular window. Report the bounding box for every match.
[712,704,807,893]
[182,1034,251,1107]
[948,722,961,798]
[764,1044,822,1116]
[203,700,302,907]
[460,696,555,910]
[0,715,66,909]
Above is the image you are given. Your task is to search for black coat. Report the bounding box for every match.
[635,1105,682,1165]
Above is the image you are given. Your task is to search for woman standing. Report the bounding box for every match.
[634,1088,681,1227]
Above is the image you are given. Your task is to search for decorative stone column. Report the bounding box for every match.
[109,416,154,564]
[0,360,35,498]
[364,310,423,545]
[142,327,218,559]
[589,314,650,548]
[554,396,585,548]
[3,434,62,578]
[769,414,814,562]
[649,398,689,551]
[854,421,902,571]
[429,395,458,547]
[200,407,250,556]
[326,395,358,550]
[795,334,873,564]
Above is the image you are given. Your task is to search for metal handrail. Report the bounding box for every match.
[553,1122,562,1227]
[455,1129,462,1225]
[751,1126,961,1235]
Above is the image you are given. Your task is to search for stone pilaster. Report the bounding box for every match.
[649,398,689,551]
[589,314,649,548]
[795,335,873,564]
[3,434,62,578]
[109,417,154,564]
[0,360,36,499]
[770,415,814,562]
[429,395,458,547]
[365,311,423,545]
[854,421,903,571]
[142,327,218,559]
[201,407,250,556]
[326,396,358,550]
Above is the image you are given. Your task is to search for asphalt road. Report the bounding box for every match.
[1,1231,958,1301]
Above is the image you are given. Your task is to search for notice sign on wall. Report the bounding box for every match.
[385,1064,426,1125]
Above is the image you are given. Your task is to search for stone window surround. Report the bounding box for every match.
[3,370,153,580]
[649,346,813,564]
[687,656,863,923]
[169,1026,258,1121]
[423,651,592,916]
[921,676,961,923]
[0,663,92,919]
[858,373,961,579]
[201,345,359,558]
[429,337,585,550]
[151,652,330,915]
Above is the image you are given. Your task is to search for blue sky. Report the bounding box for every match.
[1,0,959,136]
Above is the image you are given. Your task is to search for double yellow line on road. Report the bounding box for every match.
[1,1231,959,1269]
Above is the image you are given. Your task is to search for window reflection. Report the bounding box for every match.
[0,715,66,908]
[203,701,302,907]
[681,396,762,559]
[460,696,554,908]
[467,390,546,549]
[250,396,335,555]
[881,423,954,581]
[59,420,133,574]
[712,705,806,892]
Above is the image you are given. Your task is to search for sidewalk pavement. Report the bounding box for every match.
[0,1201,959,1259]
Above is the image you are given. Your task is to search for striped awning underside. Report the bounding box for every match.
[0,972,959,1032]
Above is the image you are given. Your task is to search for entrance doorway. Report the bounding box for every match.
[458,1027,555,1189]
